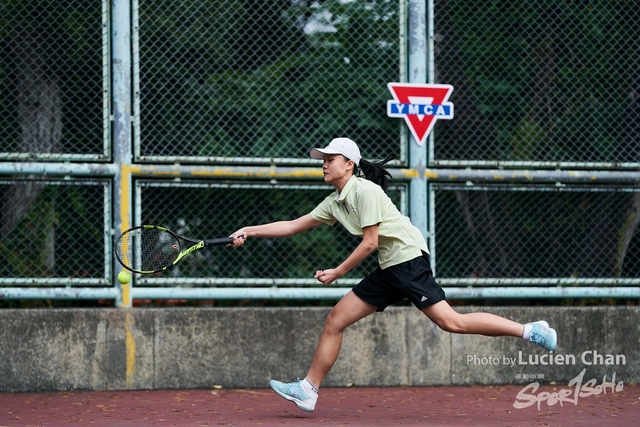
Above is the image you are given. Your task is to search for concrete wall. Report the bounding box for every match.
[1,306,638,392]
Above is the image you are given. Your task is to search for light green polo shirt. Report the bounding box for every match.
[310,175,429,269]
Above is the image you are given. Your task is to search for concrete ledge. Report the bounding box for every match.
[1,306,638,392]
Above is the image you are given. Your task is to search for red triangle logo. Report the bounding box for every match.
[387,83,454,146]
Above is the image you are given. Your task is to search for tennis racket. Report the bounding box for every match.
[115,225,234,274]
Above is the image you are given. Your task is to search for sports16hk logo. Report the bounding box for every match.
[387,83,454,146]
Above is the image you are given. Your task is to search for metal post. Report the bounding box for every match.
[112,0,133,308]
[408,0,429,238]
[426,0,437,273]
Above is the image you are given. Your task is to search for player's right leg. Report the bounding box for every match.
[305,291,377,387]
[269,291,377,412]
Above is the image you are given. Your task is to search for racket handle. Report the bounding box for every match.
[203,237,234,246]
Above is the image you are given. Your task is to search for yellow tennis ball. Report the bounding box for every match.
[117,270,131,284]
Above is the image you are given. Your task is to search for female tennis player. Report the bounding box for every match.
[230,137,557,412]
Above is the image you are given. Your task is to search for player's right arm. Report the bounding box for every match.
[230,213,322,245]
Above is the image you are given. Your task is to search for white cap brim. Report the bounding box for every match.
[310,147,343,160]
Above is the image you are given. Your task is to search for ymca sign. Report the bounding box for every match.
[387,83,454,146]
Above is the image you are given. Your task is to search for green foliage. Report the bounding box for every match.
[0,0,104,154]
[0,184,106,279]
[0,192,58,277]
[139,0,401,159]
[447,0,636,162]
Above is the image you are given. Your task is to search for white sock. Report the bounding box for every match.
[522,323,533,340]
[301,378,318,395]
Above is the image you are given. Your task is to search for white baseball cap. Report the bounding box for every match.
[309,137,362,166]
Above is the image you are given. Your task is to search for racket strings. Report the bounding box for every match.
[117,227,181,273]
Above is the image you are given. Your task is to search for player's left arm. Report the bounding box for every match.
[314,223,379,285]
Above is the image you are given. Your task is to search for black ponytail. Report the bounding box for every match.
[357,153,397,193]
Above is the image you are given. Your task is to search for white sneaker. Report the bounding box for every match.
[528,320,558,352]
[269,378,318,412]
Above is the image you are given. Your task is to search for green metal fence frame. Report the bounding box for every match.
[3,162,640,303]
[1,0,639,305]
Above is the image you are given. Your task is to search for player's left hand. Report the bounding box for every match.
[314,269,340,285]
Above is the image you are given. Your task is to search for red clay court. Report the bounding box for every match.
[1,384,638,426]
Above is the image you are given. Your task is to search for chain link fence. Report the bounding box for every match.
[433,0,640,167]
[1,0,639,300]
[432,184,640,282]
[135,0,404,163]
[0,180,110,283]
[0,0,109,161]
[134,181,405,285]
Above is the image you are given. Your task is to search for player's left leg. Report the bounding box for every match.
[421,301,557,351]
[422,300,523,336]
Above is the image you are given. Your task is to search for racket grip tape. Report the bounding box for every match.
[203,237,234,246]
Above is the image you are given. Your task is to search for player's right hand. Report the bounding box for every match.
[230,230,247,246]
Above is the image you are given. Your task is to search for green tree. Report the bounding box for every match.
[139,0,401,159]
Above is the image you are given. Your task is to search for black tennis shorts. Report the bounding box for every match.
[352,251,446,312]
